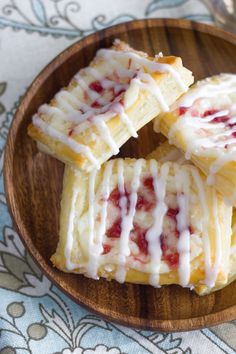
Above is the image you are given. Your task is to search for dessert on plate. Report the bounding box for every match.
[28,40,193,172]
[148,141,236,294]
[154,74,236,205]
[51,157,232,295]
[28,38,236,295]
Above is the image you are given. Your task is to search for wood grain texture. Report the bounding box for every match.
[4,19,236,331]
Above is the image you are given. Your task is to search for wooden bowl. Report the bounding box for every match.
[4,19,236,331]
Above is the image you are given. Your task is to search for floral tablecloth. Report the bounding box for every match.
[0,1,236,353]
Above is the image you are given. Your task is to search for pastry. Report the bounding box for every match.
[154,74,236,205]
[51,158,232,294]
[28,40,193,172]
[147,140,186,164]
[148,141,236,294]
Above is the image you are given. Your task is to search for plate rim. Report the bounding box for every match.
[4,18,236,331]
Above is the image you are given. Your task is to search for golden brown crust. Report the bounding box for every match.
[51,158,232,293]
[28,40,193,172]
[154,75,236,206]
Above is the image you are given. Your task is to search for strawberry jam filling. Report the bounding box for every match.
[179,106,188,116]
[89,80,104,93]
[68,127,74,136]
[102,243,111,255]
[91,101,102,108]
[68,58,138,136]
[106,218,122,238]
[143,176,155,192]
[179,106,236,142]
[136,177,156,211]
[131,224,149,255]
[105,180,194,269]
[108,187,130,209]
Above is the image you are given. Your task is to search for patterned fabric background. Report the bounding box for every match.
[0,1,236,353]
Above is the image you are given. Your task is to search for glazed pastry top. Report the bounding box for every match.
[158,74,236,184]
[64,159,229,289]
[32,39,190,168]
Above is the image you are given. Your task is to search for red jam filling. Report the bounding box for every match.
[88,77,127,109]
[89,80,104,93]
[164,253,179,268]
[202,109,229,124]
[136,195,155,212]
[201,109,236,141]
[133,225,148,255]
[166,207,179,218]
[202,109,219,117]
[108,187,130,209]
[143,176,155,192]
[179,106,188,116]
[68,127,74,136]
[91,101,102,108]
[179,106,236,142]
[106,218,122,238]
[105,182,194,269]
[102,243,111,255]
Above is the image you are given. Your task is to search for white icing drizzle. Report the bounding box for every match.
[39,104,63,117]
[115,159,126,283]
[178,74,236,107]
[175,166,191,287]
[32,114,99,168]
[167,74,236,190]
[97,48,188,91]
[55,91,80,113]
[75,75,100,101]
[86,169,97,278]
[115,159,143,283]
[93,117,119,154]
[132,73,169,112]
[86,162,115,279]
[35,46,187,166]
[64,174,79,270]
[146,160,169,286]
[111,102,138,137]
[208,190,222,286]
[190,167,215,287]
[64,157,224,290]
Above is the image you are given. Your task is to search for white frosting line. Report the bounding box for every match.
[175,166,191,287]
[146,160,169,286]
[190,167,214,287]
[75,75,99,101]
[167,75,236,192]
[97,48,187,91]
[64,174,79,270]
[178,75,236,107]
[85,161,114,279]
[208,190,222,287]
[32,114,99,168]
[133,73,169,112]
[115,159,126,283]
[35,47,188,167]
[93,118,119,154]
[86,169,97,278]
[116,159,143,283]
[111,102,138,137]
[39,104,63,117]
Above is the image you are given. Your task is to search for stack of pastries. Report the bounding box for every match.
[28,39,236,295]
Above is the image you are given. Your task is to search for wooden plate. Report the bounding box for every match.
[4,19,236,331]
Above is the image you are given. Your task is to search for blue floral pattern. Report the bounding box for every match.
[0,0,212,39]
[0,1,234,353]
